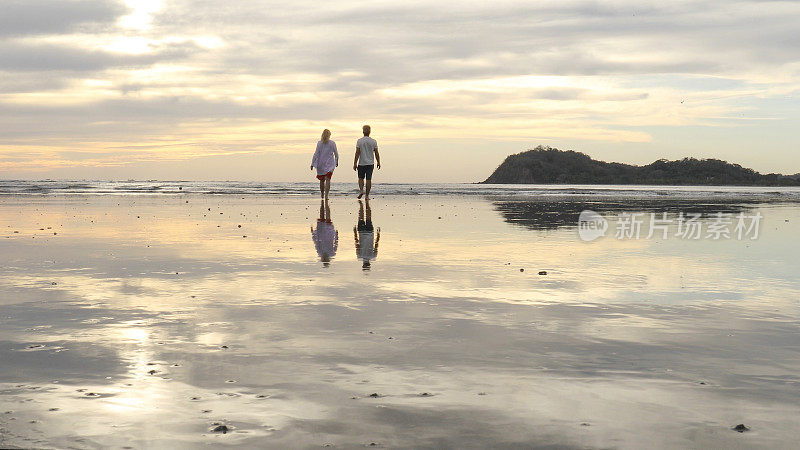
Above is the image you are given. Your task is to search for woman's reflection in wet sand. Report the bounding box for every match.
[311,199,338,267]
[354,199,380,270]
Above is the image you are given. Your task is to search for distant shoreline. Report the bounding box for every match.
[1,180,799,200]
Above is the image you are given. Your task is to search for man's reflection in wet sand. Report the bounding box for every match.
[354,199,380,270]
[311,199,338,267]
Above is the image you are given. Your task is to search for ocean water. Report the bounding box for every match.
[1,179,800,199]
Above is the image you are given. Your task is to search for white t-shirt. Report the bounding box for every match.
[357,231,377,261]
[356,136,378,166]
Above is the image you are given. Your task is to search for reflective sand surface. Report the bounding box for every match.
[1,195,799,448]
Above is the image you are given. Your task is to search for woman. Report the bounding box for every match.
[311,129,338,199]
[311,199,338,267]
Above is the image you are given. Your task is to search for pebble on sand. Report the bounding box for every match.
[732,424,750,433]
[368,393,381,398]
[538,271,547,275]
[210,424,230,434]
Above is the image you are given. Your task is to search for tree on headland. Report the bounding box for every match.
[482,146,800,186]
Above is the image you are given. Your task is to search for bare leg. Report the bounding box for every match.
[319,178,325,198]
[324,177,331,199]
[357,178,364,199]
[365,180,372,200]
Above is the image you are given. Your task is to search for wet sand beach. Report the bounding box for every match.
[1,190,799,448]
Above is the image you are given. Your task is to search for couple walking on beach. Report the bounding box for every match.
[310,125,381,199]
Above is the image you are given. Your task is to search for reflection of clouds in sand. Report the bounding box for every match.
[317,365,797,448]
[0,198,321,261]
[119,326,149,344]
[2,196,800,447]
[0,213,793,316]
[0,377,322,447]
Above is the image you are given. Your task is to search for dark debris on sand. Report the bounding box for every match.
[732,424,750,433]
[210,423,230,434]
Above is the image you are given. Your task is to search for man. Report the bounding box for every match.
[354,200,379,270]
[353,125,381,199]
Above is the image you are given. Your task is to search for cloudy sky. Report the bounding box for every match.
[1,0,799,181]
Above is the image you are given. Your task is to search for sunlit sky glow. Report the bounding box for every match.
[1,0,798,181]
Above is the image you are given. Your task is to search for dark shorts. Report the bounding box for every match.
[357,164,374,180]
